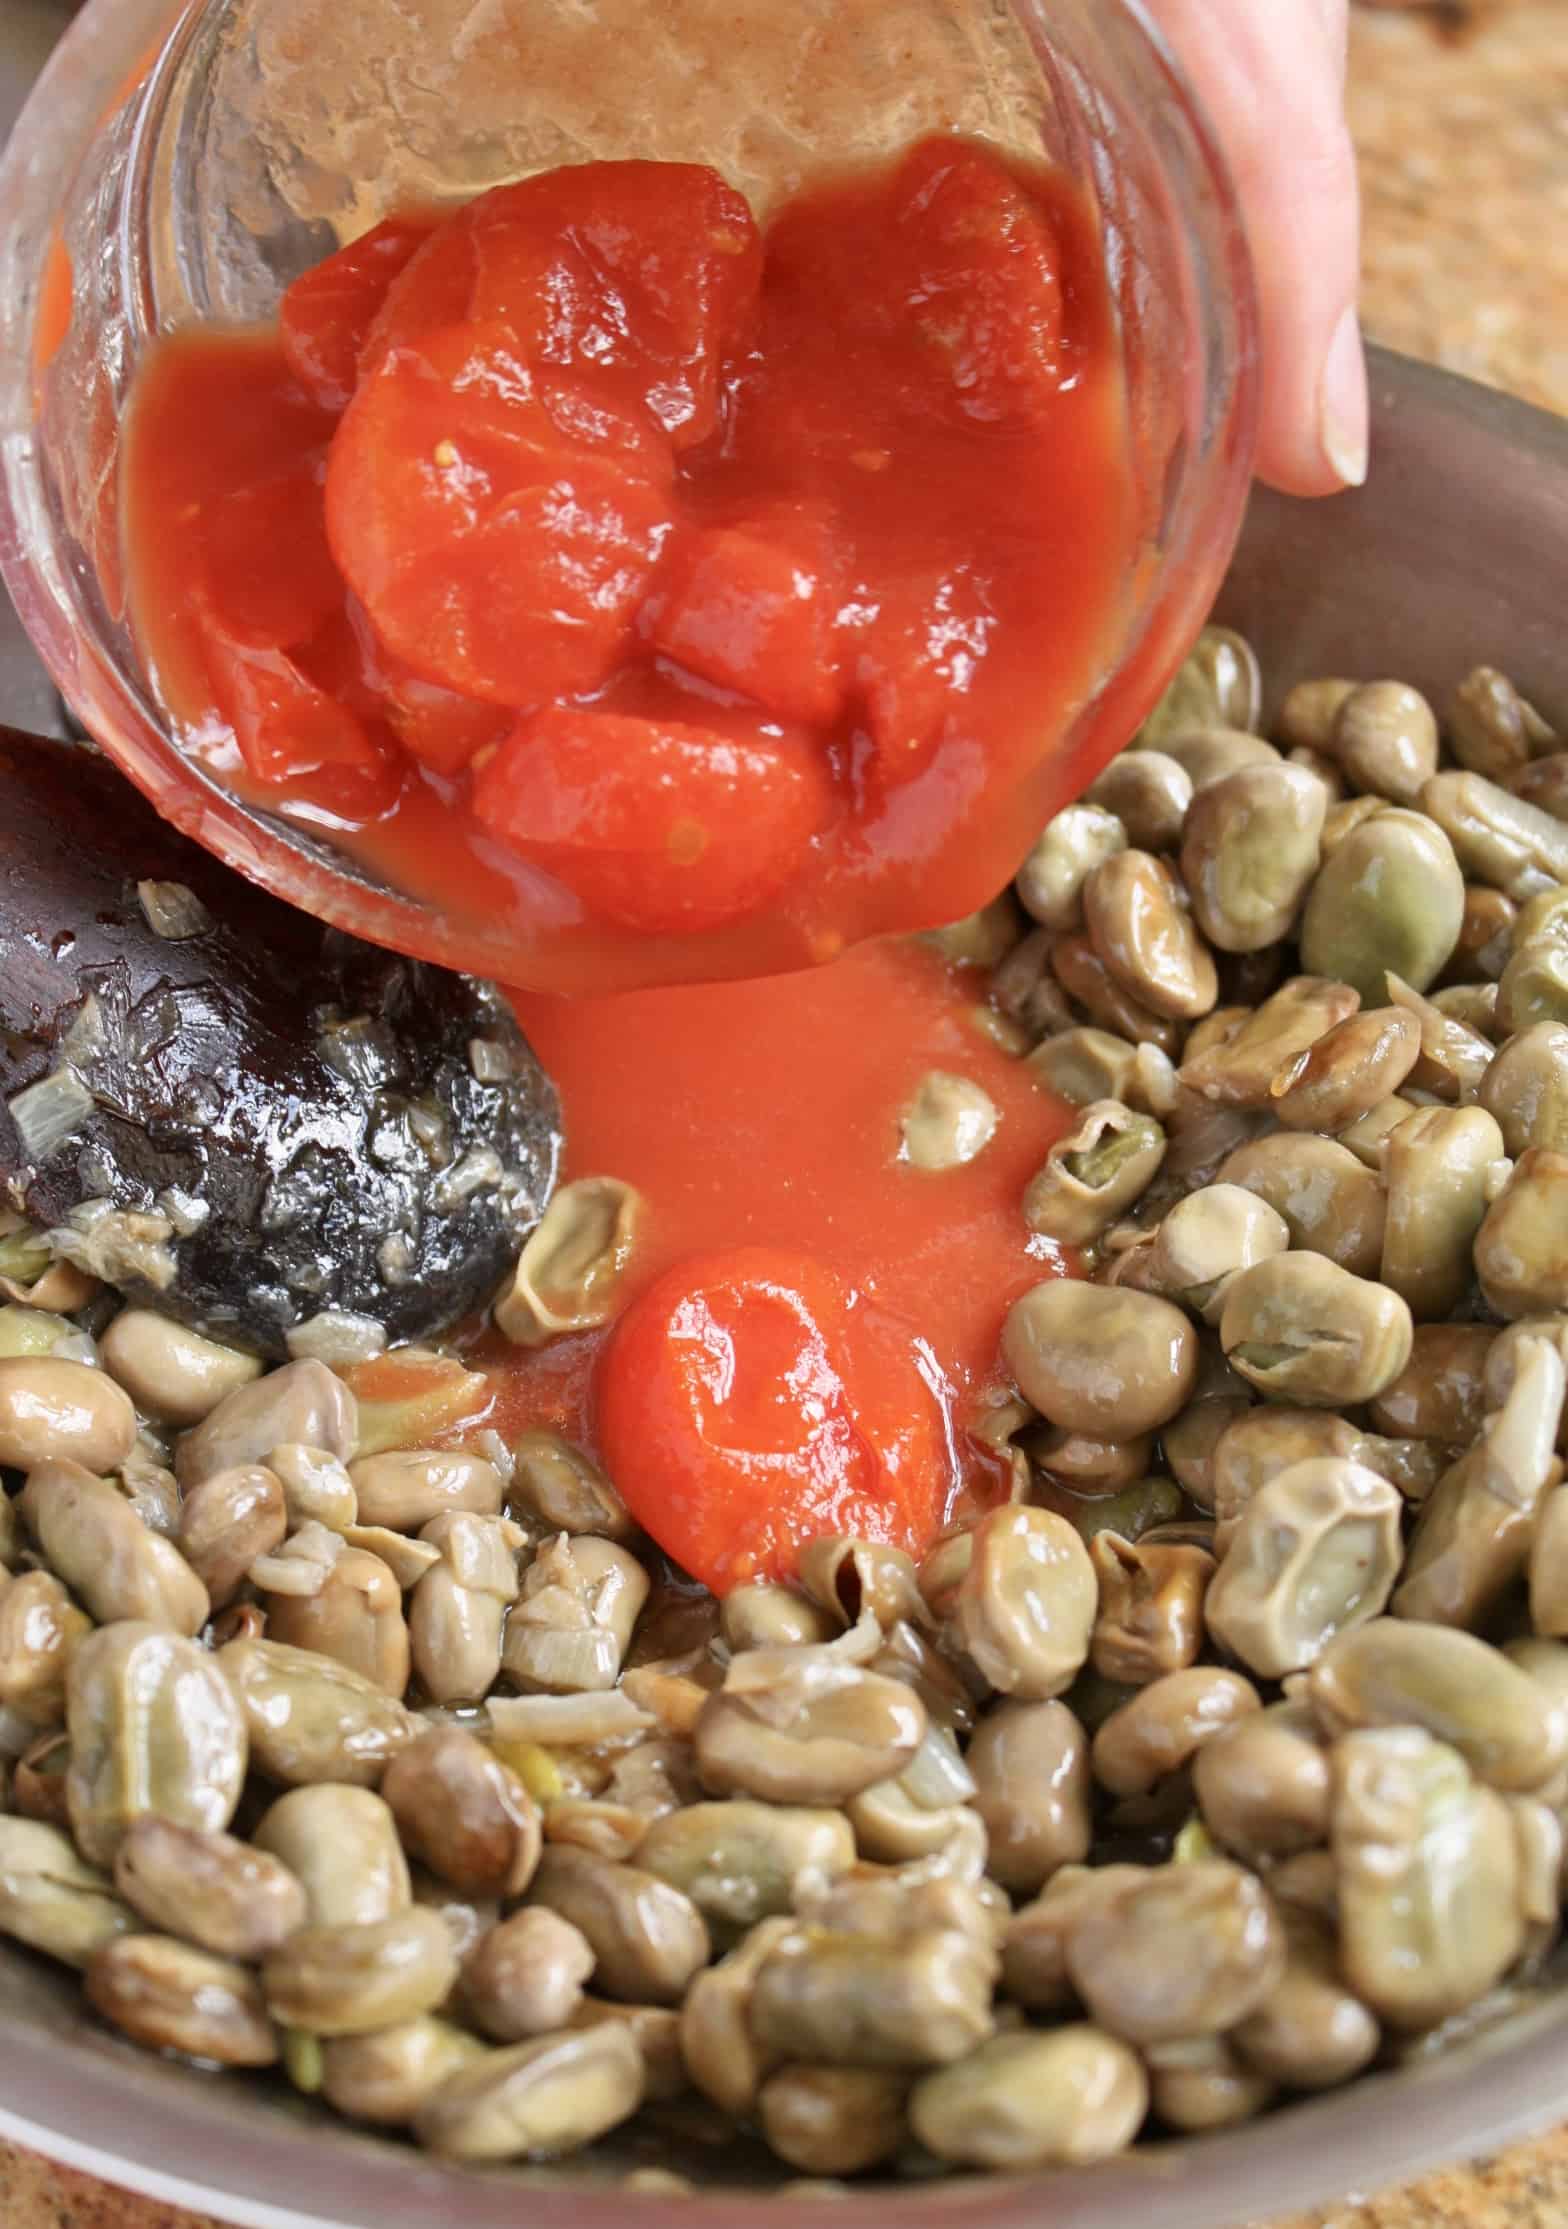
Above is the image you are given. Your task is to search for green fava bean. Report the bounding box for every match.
[1299,809,1465,1002]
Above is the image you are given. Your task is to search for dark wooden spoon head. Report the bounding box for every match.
[0,726,561,1357]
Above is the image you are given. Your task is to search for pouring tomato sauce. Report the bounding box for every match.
[120,134,1133,1584]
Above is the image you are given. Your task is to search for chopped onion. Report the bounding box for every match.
[7,1070,94,1162]
[286,1310,388,1365]
[137,880,214,939]
[488,1690,656,1746]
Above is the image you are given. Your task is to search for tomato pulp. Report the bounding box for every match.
[481,938,1070,1590]
[121,136,1139,992]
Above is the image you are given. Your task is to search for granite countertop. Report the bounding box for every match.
[4,3,1568,2226]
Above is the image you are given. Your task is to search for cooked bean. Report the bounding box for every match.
[695,1655,925,1806]
[750,1922,995,2070]
[496,1177,643,1348]
[11,1726,70,1828]
[264,1543,410,1698]
[100,1311,261,1427]
[1090,1533,1213,1685]
[1232,1906,1380,2090]
[1026,1026,1140,1111]
[1180,977,1361,1106]
[1449,665,1556,781]
[527,1846,709,2005]
[1422,768,1568,900]
[176,1359,356,1489]
[1481,1023,1568,1158]
[1065,1860,1284,2044]
[1210,1409,1363,1554]
[1193,1702,1331,1863]
[1277,678,1357,752]
[1369,1323,1497,1444]
[1475,1149,1568,1319]
[1269,1009,1420,1136]
[85,1933,277,2066]
[263,1907,458,2036]
[680,1915,797,2116]
[1380,1106,1507,1323]
[1023,1100,1166,1245]
[1087,750,1193,851]
[0,1357,135,1476]
[1180,763,1325,953]
[1393,1336,1563,1628]
[1326,681,1439,804]
[417,2023,645,2160]
[1051,932,1181,1052]
[1308,1620,1568,1792]
[910,2026,1145,2170]
[845,1748,970,1866]
[66,1622,247,1867]
[1092,1667,1261,1799]
[1205,1460,1403,1680]
[1084,850,1218,1020]
[925,893,1023,969]
[177,1464,287,1608]
[1511,753,1568,818]
[18,1459,209,1635]
[382,1726,542,1899]
[1144,1183,1290,1322]
[1160,726,1279,790]
[113,1818,306,1961]
[0,1570,89,1730]
[992,928,1076,1041]
[1000,1863,1151,2012]
[721,1585,838,1654]
[1002,1282,1197,1439]
[1145,2035,1274,2131]
[797,1539,925,1633]
[758,2064,908,2177]
[1016,803,1128,930]
[254,1785,411,1927]
[320,2017,485,2126]
[1332,1726,1526,2030]
[508,1429,634,1540]
[268,1441,358,1532]
[0,1815,136,1966]
[348,1447,503,1532]
[1026,1423,1154,1492]
[950,1506,1095,1701]
[1220,1254,1412,1406]
[219,1638,414,1787]
[461,1906,594,2041]
[1287,743,1345,805]
[1217,1134,1386,1279]
[638,1801,855,1939]
[563,1997,685,2103]
[406,1511,524,1705]
[1338,1093,1418,1172]
[1142,628,1263,744]
[965,1699,1090,1895]
[900,1071,999,1171]
[1164,1396,1251,1512]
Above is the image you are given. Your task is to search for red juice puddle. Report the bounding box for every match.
[477,936,1070,1531]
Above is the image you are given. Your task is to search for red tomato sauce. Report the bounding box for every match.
[474,938,1069,1589]
[120,135,1139,994]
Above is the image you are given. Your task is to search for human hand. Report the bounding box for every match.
[1143,0,1366,497]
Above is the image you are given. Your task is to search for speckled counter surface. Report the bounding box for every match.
[4,4,1568,2227]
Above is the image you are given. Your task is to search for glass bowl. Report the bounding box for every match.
[4,345,1568,2229]
[0,0,1258,985]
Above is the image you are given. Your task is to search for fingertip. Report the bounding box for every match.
[1254,305,1368,498]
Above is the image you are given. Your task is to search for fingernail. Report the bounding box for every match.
[1319,305,1369,489]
